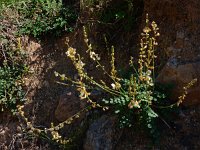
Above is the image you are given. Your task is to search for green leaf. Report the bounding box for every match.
[147,107,158,118]
[115,110,120,114]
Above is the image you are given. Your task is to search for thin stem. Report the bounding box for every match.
[84,75,120,96]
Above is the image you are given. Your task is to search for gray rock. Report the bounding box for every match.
[84,115,122,150]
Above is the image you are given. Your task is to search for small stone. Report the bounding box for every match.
[17,126,22,132]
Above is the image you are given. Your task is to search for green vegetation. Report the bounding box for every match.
[0,0,23,5]
[0,26,27,114]
[0,1,28,114]
[100,17,164,134]
[0,0,77,114]
[0,62,27,114]
[18,0,77,39]
[101,0,141,31]
[0,0,77,39]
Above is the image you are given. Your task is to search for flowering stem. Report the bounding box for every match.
[84,75,121,96]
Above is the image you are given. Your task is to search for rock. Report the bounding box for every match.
[55,89,86,122]
[0,130,6,143]
[84,115,122,150]
[143,0,200,105]
[55,87,104,122]
[0,126,10,146]
[157,60,200,105]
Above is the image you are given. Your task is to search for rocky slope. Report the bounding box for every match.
[144,0,200,105]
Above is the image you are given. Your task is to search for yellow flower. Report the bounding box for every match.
[128,100,140,109]
[66,47,76,58]
[143,27,151,33]
[89,51,100,60]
